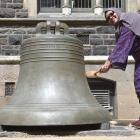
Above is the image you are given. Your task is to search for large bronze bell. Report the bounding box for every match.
[0,21,110,127]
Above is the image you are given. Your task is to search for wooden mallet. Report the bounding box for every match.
[85,69,100,78]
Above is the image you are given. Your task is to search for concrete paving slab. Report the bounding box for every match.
[0,136,140,140]
[0,125,140,139]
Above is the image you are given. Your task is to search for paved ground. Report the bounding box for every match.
[0,137,140,140]
[0,124,140,140]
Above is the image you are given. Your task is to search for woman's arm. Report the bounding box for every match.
[86,26,136,77]
[108,26,135,70]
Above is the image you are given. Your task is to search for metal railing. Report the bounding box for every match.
[103,0,125,10]
[39,0,125,12]
[40,0,92,9]
[71,0,91,8]
[40,0,61,12]
[40,0,61,8]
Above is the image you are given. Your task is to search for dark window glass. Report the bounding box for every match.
[103,0,125,9]
[5,82,15,96]
[72,0,91,8]
[40,0,61,8]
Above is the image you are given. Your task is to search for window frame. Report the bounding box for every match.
[103,0,126,11]
[71,0,94,13]
[5,82,15,96]
[37,0,126,14]
[38,0,95,13]
[39,0,62,13]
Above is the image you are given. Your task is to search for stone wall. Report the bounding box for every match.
[0,0,28,106]
[0,64,19,106]
[0,26,35,55]
[0,0,28,18]
[0,25,115,56]
[69,26,115,56]
[0,0,115,57]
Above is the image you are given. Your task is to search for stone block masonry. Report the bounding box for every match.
[0,27,36,56]
[0,0,28,18]
[69,26,116,56]
[0,26,116,56]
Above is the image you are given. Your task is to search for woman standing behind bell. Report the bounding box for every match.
[86,8,140,128]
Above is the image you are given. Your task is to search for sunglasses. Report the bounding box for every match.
[106,11,114,22]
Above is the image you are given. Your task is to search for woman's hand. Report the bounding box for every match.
[99,60,112,73]
[85,60,112,78]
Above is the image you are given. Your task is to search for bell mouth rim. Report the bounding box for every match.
[0,107,111,126]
